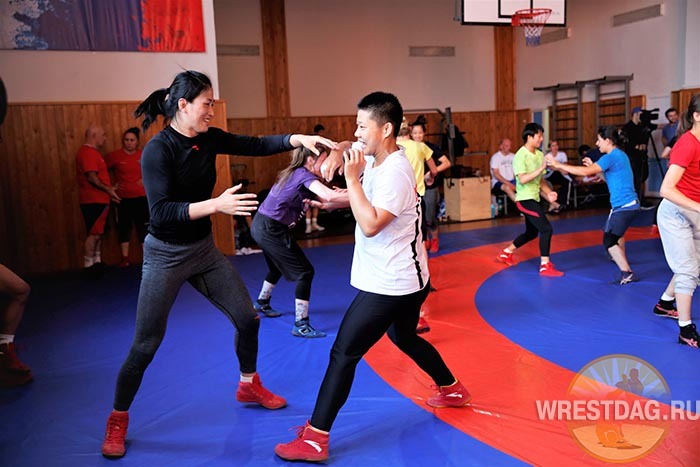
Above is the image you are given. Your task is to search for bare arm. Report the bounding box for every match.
[517,158,547,185]
[307,180,350,209]
[435,154,452,173]
[546,156,602,178]
[426,157,438,178]
[660,165,700,212]
[86,172,121,202]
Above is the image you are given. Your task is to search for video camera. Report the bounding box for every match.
[639,108,659,131]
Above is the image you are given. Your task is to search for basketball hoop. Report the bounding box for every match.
[511,8,552,46]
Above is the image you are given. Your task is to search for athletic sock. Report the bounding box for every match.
[661,293,675,302]
[679,320,692,328]
[258,281,275,302]
[240,374,254,383]
[0,334,14,345]
[295,300,309,322]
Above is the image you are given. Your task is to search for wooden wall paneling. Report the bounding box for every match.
[678,88,700,112]
[0,100,235,275]
[494,26,515,111]
[37,105,61,272]
[14,107,31,274]
[260,0,291,117]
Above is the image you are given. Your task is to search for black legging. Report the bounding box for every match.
[513,199,553,257]
[310,284,455,431]
[251,213,314,300]
[116,196,149,243]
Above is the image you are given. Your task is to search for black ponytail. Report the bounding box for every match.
[134,88,169,132]
[598,125,627,148]
[134,70,213,131]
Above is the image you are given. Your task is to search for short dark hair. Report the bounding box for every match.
[665,107,678,118]
[357,91,403,138]
[521,122,544,143]
[313,123,325,134]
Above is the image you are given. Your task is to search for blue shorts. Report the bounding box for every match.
[492,180,515,193]
[604,200,640,237]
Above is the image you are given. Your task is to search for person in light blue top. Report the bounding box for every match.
[546,126,640,285]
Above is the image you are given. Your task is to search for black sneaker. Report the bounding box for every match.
[653,303,679,319]
[679,323,700,348]
[254,301,282,318]
[618,271,639,285]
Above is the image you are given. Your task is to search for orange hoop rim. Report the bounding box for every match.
[511,8,552,26]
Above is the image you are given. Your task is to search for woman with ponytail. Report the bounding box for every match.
[546,125,639,284]
[251,143,350,337]
[654,94,700,347]
[101,70,337,458]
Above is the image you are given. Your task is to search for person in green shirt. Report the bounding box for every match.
[496,123,564,277]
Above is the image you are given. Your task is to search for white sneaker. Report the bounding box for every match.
[313,223,325,232]
[305,223,312,234]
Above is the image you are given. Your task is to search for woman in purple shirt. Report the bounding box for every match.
[252,144,349,337]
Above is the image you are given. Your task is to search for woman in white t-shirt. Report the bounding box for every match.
[275,92,471,463]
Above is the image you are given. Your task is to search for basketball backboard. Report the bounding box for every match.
[462,0,567,26]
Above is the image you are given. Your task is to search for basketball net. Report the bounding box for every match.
[511,8,552,46]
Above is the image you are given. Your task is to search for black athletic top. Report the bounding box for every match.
[142,126,293,244]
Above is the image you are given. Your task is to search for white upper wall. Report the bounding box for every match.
[215,0,496,118]
[284,0,494,117]
[214,0,266,118]
[0,0,220,102]
[516,0,691,112]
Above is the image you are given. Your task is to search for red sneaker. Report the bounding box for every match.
[429,238,439,253]
[274,421,329,462]
[416,317,431,334]
[236,374,286,409]
[101,410,129,458]
[539,262,564,277]
[427,380,472,408]
[416,316,430,334]
[497,251,514,267]
[0,342,31,373]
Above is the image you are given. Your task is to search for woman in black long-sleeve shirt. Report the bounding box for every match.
[101,71,337,458]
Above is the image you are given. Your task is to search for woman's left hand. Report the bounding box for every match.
[290,134,338,155]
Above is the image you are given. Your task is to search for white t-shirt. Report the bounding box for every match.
[489,151,515,187]
[544,151,571,180]
[350,150,429,296]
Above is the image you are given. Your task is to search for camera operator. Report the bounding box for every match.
[623,106,658,202]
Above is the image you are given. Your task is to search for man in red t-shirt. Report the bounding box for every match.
[76,124,120,269]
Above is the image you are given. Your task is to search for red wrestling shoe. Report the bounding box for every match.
[274,421,329,462]
[427,380,472,408]
[539,262,564,277]
[101,410,129,458]
[236,374,286,409]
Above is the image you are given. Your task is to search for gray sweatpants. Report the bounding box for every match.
[113,234,260,411]
[657,199,700,296]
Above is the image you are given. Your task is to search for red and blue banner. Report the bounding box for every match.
[0,0,205,52]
